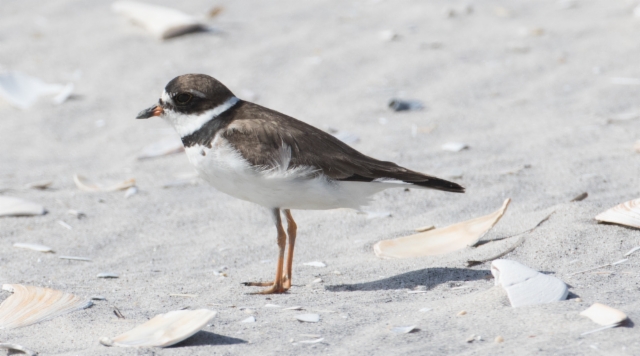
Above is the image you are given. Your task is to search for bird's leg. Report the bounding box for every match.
[282,209,297,289]
[242,208,288,294]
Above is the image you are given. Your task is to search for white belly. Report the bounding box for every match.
[184,137,388,210]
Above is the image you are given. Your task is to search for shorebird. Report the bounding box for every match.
[137,74,464,294]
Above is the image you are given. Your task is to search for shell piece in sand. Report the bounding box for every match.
[0,196,46,217]
[137,137,184,160]
[595,198,640,229]
[73,174,135,192]
[13,243,53,253]
[0,284,92,329]
[100,309,217,348]
[112,1,207,40]
[0,71,66,109]
[580,303,627,326]
[491,259,568,308]
[374,199,510,259]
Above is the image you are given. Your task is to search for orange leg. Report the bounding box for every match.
[242,208,288,294]
[282,209,297,289]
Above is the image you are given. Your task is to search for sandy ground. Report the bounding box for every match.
[1,0,640,354]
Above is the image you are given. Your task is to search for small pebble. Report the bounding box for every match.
[575,298,582,302]
[495,335,504,343]
[457,310,467,316]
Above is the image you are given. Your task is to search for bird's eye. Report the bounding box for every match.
[175,93,192,105]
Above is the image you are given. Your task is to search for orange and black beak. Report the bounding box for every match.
[136,104,164,119]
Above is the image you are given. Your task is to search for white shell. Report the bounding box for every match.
[0,284,92,329]
[441,142,469,152]
[0,71,65,109]
[0,196,46,217]
[100,309,217,348]
[0,343,37,356]
[595,198,640,229]
[580,303,627,326]
[52,83,74,105]
[491,259,568,308]
[73,174,135,192]
[97,272,119,278]
[112,1,206,40]
[303,261,327,268]
[391,325,417,334]
[241,316,256,323]
[13,242,53,253]
[295,314,320,323]
[137,137,184,160]
[123,186,138,199]
[374,199,510,259]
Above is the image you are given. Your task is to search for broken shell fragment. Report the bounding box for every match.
[25,180,53,190]
[0,196,46,217]
[374,199,510,259]
[0,284,92,329]
[388,99,424,112]
[580,303,627,326]
[137,137,184,160]
[303,261,326,268]
[296,314,320,323]
[441,142,469,152]
[97,272,120,279]
[491,259,568,308]
[112,1,208,40]
[595,198,640,229]
[0,71,66,109]
[100,309,217,348]
[0,343,37,356]
[391,325,417,334]
[73,174,135,192]
[13,242,53,253]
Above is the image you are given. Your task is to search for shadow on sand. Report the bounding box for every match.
[171,331,247,348]
[326,267,491,292]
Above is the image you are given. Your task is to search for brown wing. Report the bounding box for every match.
[222,102,464,193]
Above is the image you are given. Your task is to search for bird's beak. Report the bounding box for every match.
[136,104,164,119]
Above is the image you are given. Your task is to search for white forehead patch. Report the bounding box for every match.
[161,90,173,105]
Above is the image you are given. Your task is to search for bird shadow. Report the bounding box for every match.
[170,331,247,348]
[326,267,491,292]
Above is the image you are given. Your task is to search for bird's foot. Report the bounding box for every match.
[243,276,290,294]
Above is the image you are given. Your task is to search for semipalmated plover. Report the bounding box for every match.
[137,74,464,294]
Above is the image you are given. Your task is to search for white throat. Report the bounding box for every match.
[163,96,239,138]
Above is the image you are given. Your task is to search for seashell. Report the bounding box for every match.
[0,196,46,217]
[491,259,568,308]
[241,316,256,323]
[391,325,417,334]
[298,338,324,344]
[284,306,303,310]
[634,140,640,153]
[100,309,217,348]
[59,256,91,262]
[580,303,627,326]
[112,1,208,40]
[73,174,135,192]
[303,261,326,268]
[52,83,74,105]
[0,284,92,329]
[13,242,53,253]
[0,71,66,109]
[379,30,399,42]
[0,343,37,356]
[388,99,424,112]
[441,142,469,152]
[58,220,73,230]
[595,198,640,229]
[137,137,184,160]
[419,308,432,312]
[97,272,119,279]
[67,209,86,219]
[124,186,138,199]
[374,199,510,259]
[264,304,280,308]
[25,180,53,190]
[495,335,504,343]
[295,314,320,323]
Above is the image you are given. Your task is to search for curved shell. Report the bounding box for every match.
[73,174,135,192]
[491,259,568,308]
[100,309,217,348]
[580,303,627,326]
[0,284,92,329]
[0,197,46,217]
[112,1,205,40]
[595,198,640,229]
[374,199,510,259]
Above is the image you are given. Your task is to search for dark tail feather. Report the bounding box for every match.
[410,176,465,193]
